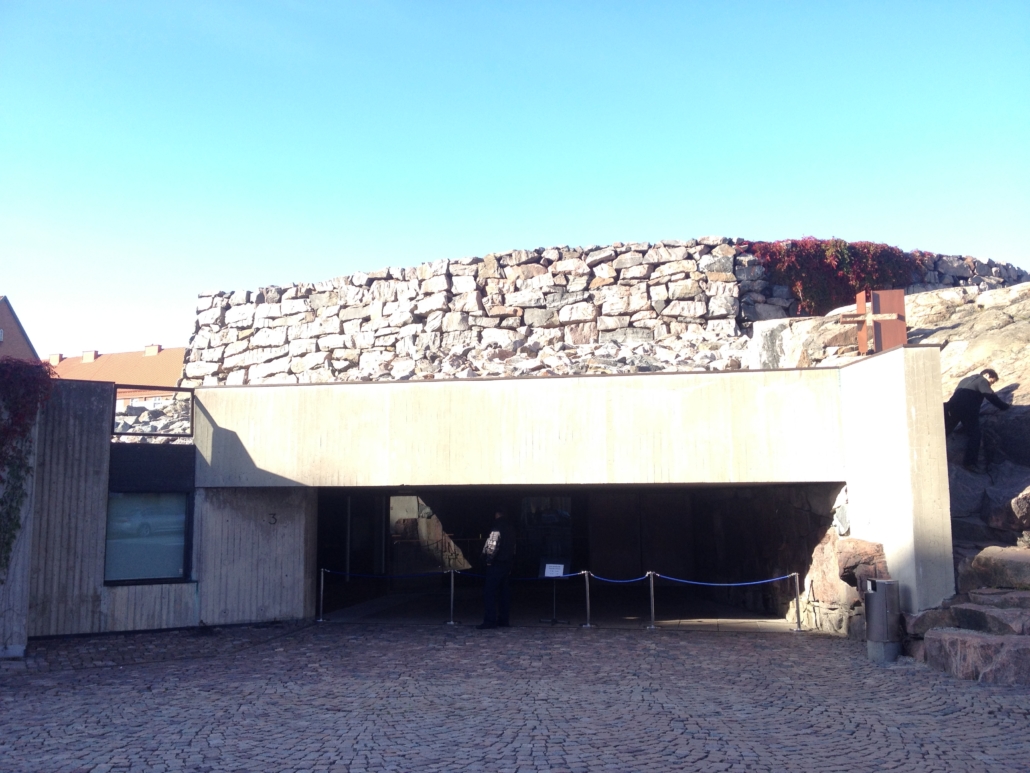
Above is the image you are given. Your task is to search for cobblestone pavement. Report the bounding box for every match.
[3,622,1030,772]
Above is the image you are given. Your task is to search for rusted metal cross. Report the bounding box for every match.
[839,289,907,354]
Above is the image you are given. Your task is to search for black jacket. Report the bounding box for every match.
[947,374,1009,415]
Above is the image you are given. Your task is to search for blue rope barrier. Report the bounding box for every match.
[655,572,795,587]
[589,573,649,584]
[324,568,793,586]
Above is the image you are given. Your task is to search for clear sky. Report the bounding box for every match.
[2,1,1028,356]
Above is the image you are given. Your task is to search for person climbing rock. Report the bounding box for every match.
[944,368,1010,471]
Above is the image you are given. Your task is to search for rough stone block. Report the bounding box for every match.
[523,308,559,328]
[652,260,698,281]
[903,607,957,637]
[599,328,653,345]
[668,280,702,300]
[552,258,591,275]
[585,248,616,267]
[950,603,1030,635]
[223,306,255,328]
[698,253,733,275]
[612,252,643,270]
[442,312,470,332]
[558,302,598,324]
[184,361,219,378]
[662,300,707,318]
[451,275,477,294]
[416,292,450,315]
[504,289,546,308]
[937,255,973,278]
[925,628,1030,685]
[966,547,1030,590]
[707,296,740,319]
[420,275,451,294]
[597,316,629,332]
[564,322,598,345]
[705,319,741,337]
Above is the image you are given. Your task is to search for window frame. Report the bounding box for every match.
[103,490,195,586]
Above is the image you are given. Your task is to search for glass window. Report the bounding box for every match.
[105,492,189,582]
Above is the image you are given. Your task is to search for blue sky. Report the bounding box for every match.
[2,1,1028,355]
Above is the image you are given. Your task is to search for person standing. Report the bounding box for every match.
[944,368,1010,471]
[478,509,515,629]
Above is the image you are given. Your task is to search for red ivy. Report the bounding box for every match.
[0,357,54,479]
[743,237,933,316]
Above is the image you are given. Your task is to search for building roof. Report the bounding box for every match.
[0,296,40,361]
[50,346,186,396]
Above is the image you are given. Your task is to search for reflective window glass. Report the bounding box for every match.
[105,492,189,582]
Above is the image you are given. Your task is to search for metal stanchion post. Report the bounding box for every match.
[318,568,325,622]
[446,569,457,626]
[646,571,657,630]
[580,571,593,628]
[792,572,803,633]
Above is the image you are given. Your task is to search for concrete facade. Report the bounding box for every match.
[193,345,954,612]
[6,381,316,643]
[1,344,955,650]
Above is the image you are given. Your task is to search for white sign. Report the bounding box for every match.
[543,563,565,578]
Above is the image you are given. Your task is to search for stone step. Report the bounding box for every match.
[950,603,1030,635]
[968,588,1030,609]
[924,628,1030,685]
[957,546,1030,591]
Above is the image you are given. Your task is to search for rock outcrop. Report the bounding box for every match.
[178,238,1026,388]
[751,276,1030,677]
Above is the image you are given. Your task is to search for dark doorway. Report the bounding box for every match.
[315,483,841,628]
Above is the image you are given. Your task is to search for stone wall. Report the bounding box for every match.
[179,237,1028,387]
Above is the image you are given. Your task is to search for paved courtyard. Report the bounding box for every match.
[3,619,1030,773]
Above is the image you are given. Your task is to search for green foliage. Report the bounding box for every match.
[745,237,932,316]
[0,358,53,579]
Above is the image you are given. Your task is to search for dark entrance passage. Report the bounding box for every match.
[315,483,843,629]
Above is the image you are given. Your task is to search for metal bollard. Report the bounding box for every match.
[581,571,593,628]
[646,571,657,630]
[445,569,457,626]
[792,572,802,633]
[318,568,325,622]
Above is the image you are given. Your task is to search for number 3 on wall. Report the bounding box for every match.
[268,513,277,525]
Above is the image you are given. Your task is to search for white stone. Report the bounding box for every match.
[558,302,598,324]
[652,260,698,281]
[289,338,318,357]
[281,298,311,315]
[668,280,703,300]
[662,300,707,318]
[597,316,630,331]
[250,356,292,379]
[585,248,616,267]
[416,292,451,314]
[451,275,477,294]
[421,274,451,294]
[453,291,484,313]
[184,361,219,378]
[504,289,546,308]
[416,259,449,280]
[552,258,591,275]
[481,328,518,347]
[223,345,290,370]
[442,312,470,332]
[251,327,287,347]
